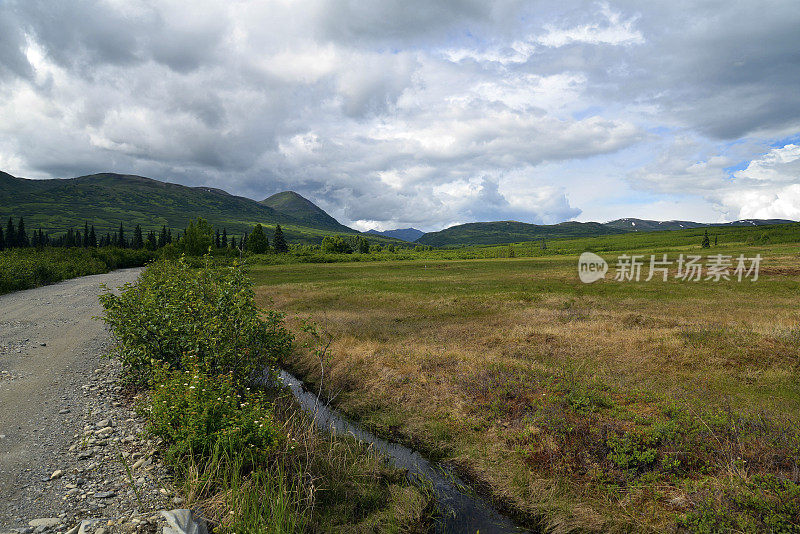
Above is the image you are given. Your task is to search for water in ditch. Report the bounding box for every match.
[279,371,531,534]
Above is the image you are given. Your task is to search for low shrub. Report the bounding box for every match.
[100,257,292,389]
[147,358,283,467]
[101,258,433,531]
[681,474,800,533]
[0,246,153,295]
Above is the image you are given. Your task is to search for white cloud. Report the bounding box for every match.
[720,185,800,220]
[536,3,644,48]
[630,140,800,221]
[734,144,800,183]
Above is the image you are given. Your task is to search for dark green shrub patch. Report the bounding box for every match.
[100,257,291,389]
[0,246,153,295]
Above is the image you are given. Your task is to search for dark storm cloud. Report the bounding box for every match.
[0,10,33,80]
[622,1,800,139]
[12,1,146,69]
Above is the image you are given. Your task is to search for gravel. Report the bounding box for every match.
[0,269,183,533]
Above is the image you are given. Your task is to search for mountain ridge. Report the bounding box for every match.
[260,191,353,233]
[416,218,797,247]
[0,171,358,244]
[366,228,425,242]
[604,217,796,232]
[416,220,624,247]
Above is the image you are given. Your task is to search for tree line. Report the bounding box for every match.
[0,216,292,254]
[0,216,417,255]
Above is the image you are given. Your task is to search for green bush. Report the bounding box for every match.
[101,257,292,389]
[0,246,153,295]
[147,357,282,466]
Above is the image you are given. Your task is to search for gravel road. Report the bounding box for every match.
[0,268,179,532]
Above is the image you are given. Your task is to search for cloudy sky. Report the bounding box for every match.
[1,0,799,231]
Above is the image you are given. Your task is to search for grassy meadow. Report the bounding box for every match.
[252,230,800,531]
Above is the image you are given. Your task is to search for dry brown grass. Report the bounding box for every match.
[251,246,800,531]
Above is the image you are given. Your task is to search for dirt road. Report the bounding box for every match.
[0,269,143,526]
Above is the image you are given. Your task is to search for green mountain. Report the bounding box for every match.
[416,217,798,247]
[416,220,624,247]
[366,228,425,242]
[605,217,796,232]
[0,171,356,244]
[260,191,353,233]
[604,218,707,232]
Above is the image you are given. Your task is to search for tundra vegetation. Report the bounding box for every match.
[100,258,433,532]
[251,228,800,532]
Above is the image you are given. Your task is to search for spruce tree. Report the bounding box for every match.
[247,224,269,253]
[132,224,144,249]
[89,225,97,247]
[221,228,228,248]
[0,226,5,250]
[146,231,157,250]
[118,223,126,248]
[701,229,710,248]
[215,229,220,249]
[83,222,90,247]
[714,234,718,246]
[273,224,288,253]
[75,230,82,247]
[157,226,167,248]
[5,218,15,248]
[16,218,28,247]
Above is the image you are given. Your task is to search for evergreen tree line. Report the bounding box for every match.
[230,223,289,254]
[317,234,422,254]
[0,217,293,254]
[0,216,419,256]
[0,217,175,251]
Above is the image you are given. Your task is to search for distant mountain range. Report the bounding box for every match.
[415,218,797,246]
[416,220,623,246]
[1,170,795,247]
[604,218,796,232]
[366,228,425,242]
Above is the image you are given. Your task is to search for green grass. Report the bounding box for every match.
[251,232,800,532]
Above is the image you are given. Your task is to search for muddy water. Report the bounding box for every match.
[279,371,532,534]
